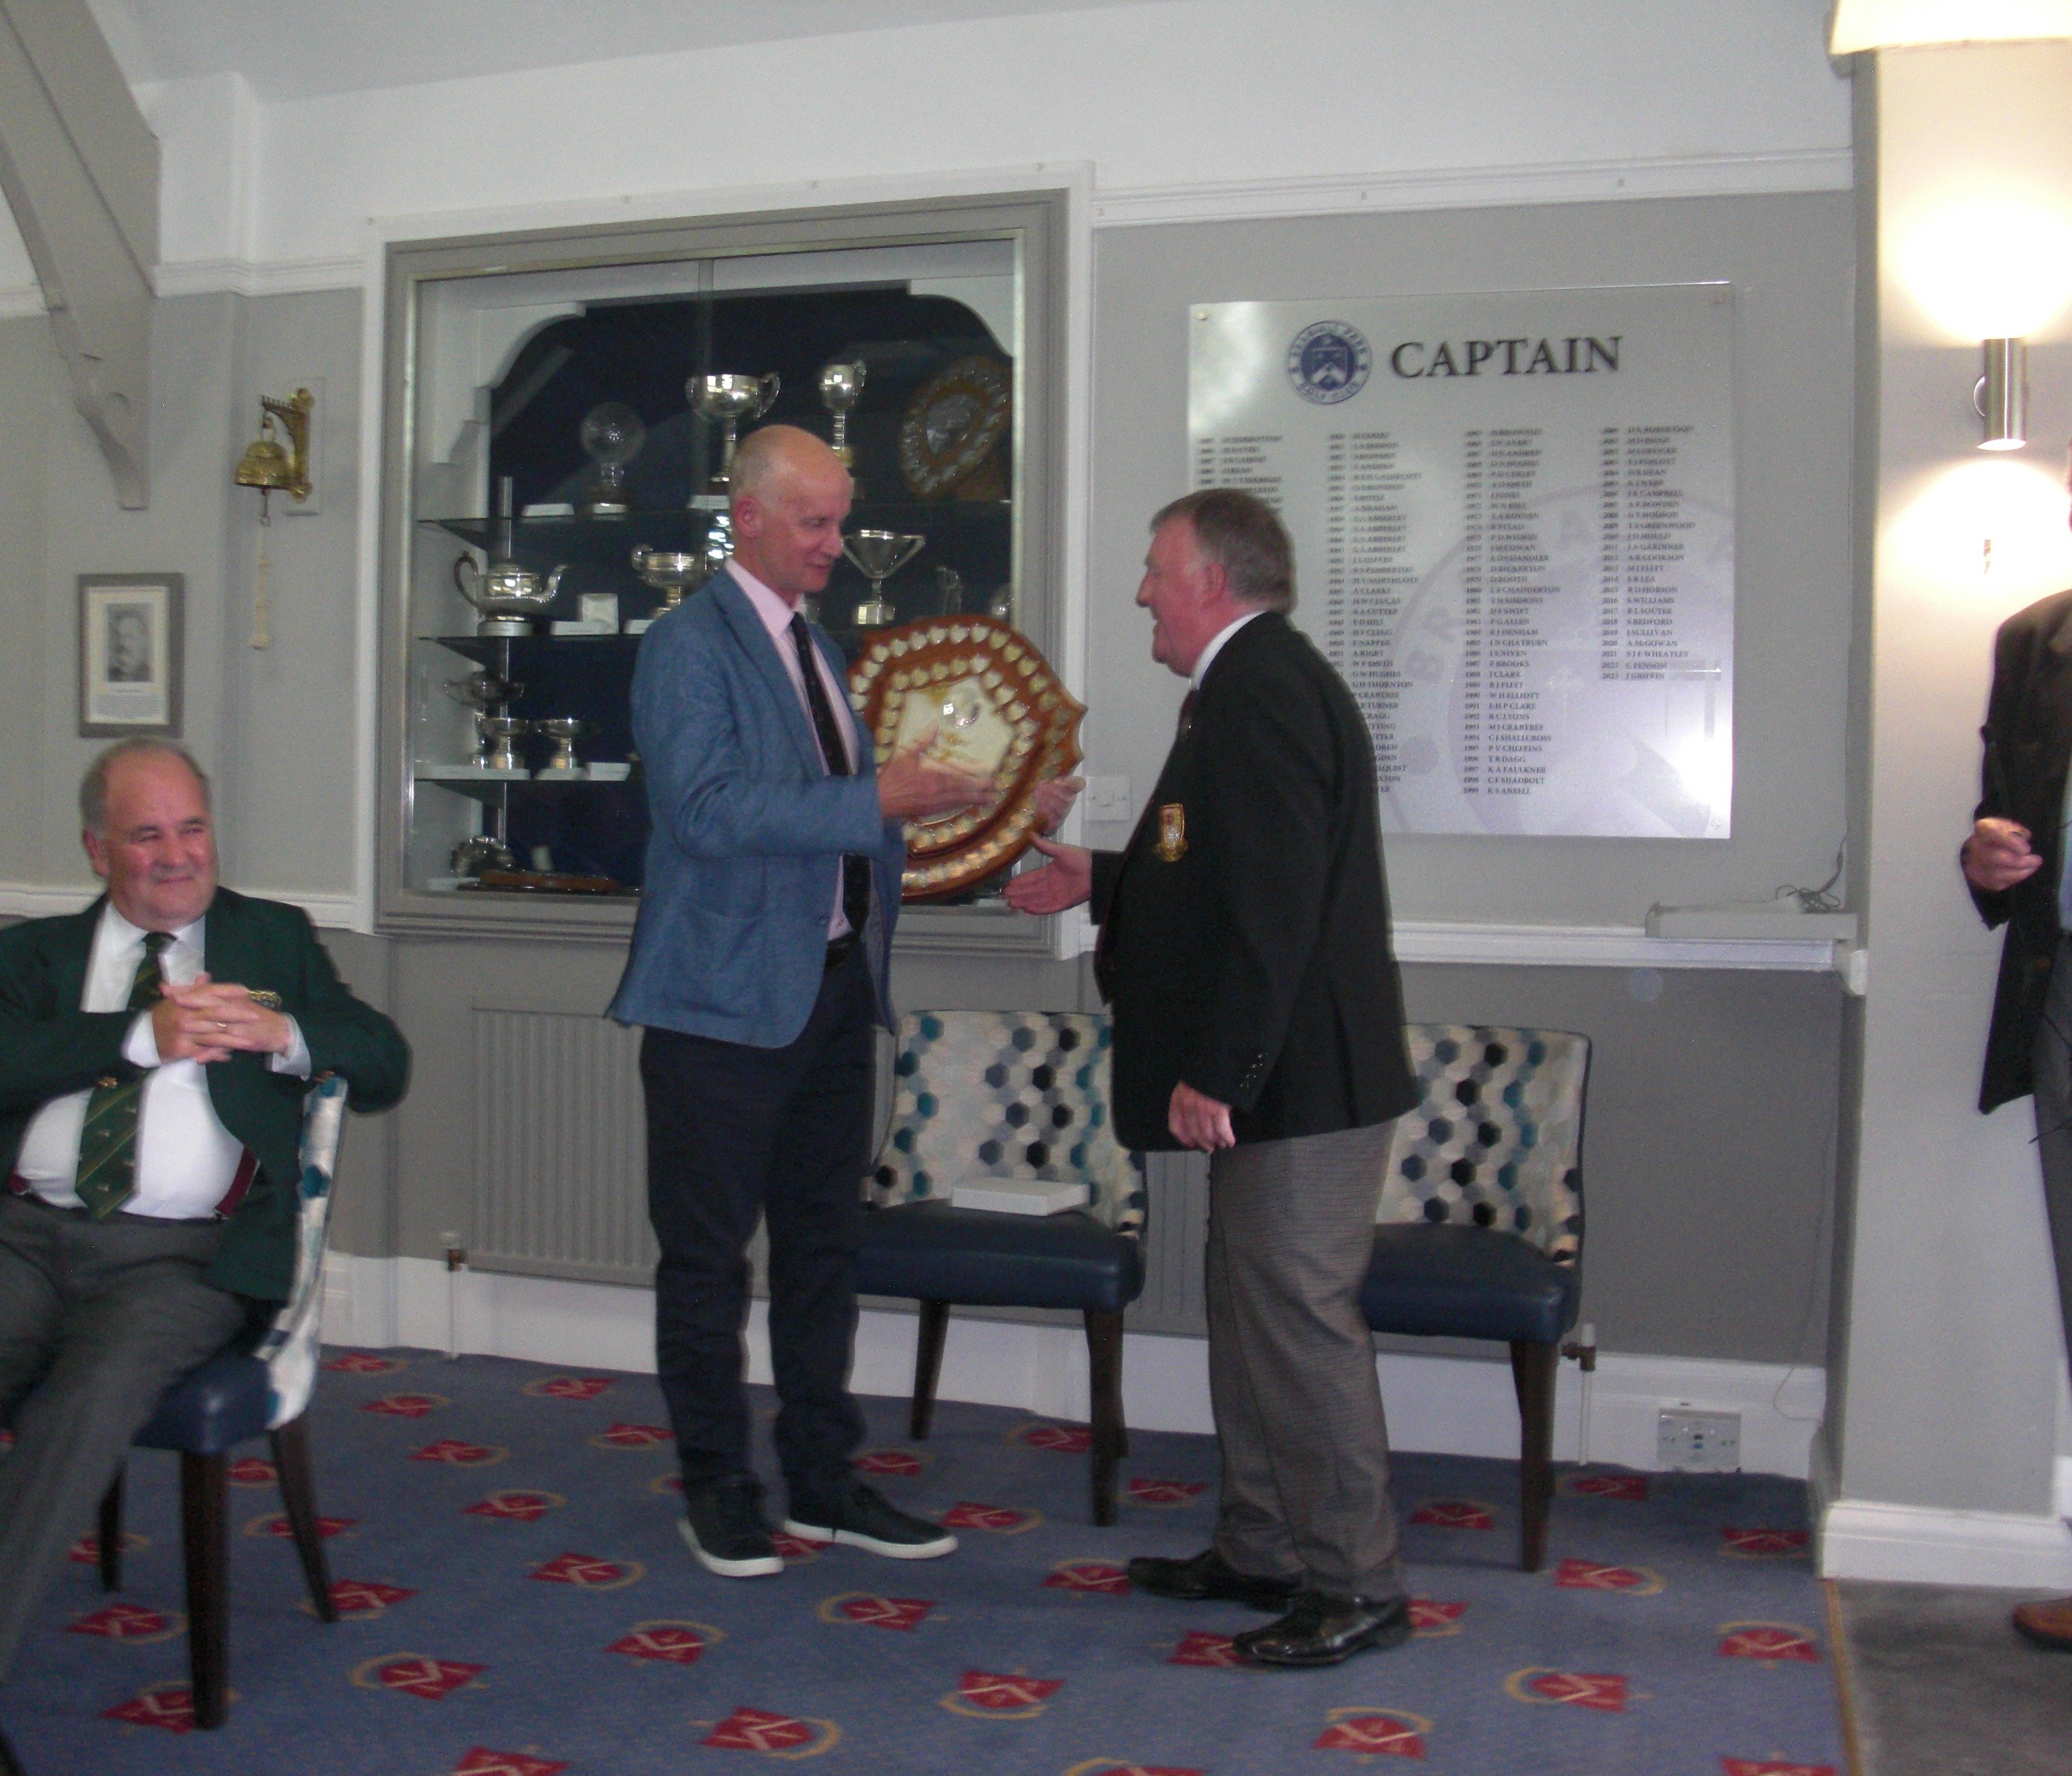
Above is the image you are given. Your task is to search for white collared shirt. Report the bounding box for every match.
[1192,609,1267,691]
[729,561,859,940]
[15,901,310,1218]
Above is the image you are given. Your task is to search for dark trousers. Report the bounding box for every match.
[639,947,875,1509]
[0,1192,244,1679]
[2032,942,2072,1368]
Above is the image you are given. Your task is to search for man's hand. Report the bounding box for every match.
[1004,835,1092,914]
[1964,817,2045,893]
[877,724,994,822]
[1033,776,1085,834]
[1169,1081,1235,1152]
[153,975,294,1064]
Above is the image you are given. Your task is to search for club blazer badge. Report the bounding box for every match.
[1156,804,1187,863]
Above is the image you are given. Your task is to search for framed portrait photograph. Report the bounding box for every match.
[79,574,184,737]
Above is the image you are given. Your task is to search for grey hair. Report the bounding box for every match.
[80,738,211,834]
[1150,487,1296,613]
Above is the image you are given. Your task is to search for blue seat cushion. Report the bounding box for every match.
[1361,1224,1581,1347]
[856,1202,1144,1314]
[132,1351,270,1455]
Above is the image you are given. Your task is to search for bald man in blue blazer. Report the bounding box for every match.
[610,426,986,1581]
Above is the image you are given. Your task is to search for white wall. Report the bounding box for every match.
[1,0,1851,298]
[1821,40,2072,1586]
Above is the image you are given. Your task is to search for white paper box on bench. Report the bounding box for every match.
[950,1179,1091,1216]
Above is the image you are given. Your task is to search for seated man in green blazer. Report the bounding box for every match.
[0,739,409,1770]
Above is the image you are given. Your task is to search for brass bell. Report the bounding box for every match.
[234,419,294,491]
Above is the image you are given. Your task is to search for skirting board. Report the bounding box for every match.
[323,1254,1823,1479]
[1807,1433,2072,1590]
[1818,1499,2072,1590]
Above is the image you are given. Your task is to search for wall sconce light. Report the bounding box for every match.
[232,387,315,515]
[1976,339,2028,451]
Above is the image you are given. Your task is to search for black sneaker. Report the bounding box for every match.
[679,1472,782,1578]
[783,1482,958,1560]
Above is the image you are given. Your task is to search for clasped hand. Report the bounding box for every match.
[1964,817,2044,894]
[152,974,293,1065]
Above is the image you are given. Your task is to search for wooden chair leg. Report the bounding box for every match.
[269,1416,337,1623]
[97,1464,125,1592]
[180,1451,228,1730]
[1084,1307,1126,1528]
[1510,1339,1559,1573]
[910,1300,950,1440]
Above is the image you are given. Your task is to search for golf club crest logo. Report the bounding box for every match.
[1286,321,1371,405]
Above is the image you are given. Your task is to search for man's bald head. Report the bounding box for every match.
[729,425,854,606]
[731,425,847,506]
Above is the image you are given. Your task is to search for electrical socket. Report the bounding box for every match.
[1083,776,1131,823]
[1657,1407,1740,1472]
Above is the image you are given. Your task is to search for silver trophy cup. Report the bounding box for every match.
[631,543,714,611]
[689,373,781,500]
[819,359,867,485]
[842,530,926,628]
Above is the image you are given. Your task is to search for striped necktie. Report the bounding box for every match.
[75,930,173,1220]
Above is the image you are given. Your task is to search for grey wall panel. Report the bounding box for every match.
[471,1006,652,1282]
[216,288,363,898]
[1399,959,1841,1366]
[1087,192,1856,928]
[0,315,54,885]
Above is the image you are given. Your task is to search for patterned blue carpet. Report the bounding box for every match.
[8,1348,1845,1775]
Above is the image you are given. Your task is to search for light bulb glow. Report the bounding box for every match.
[1887,458,2072,598]
[1897,196,2072,339]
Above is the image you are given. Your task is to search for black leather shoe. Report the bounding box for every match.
[1126,1546,1301,1611]
[1233,1591,1413,1666]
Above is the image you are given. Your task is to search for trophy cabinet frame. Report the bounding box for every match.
[375,188,1072,954]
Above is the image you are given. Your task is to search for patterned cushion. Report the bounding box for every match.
[870,1011,1145,1237]
[1377,1025,1586,1266]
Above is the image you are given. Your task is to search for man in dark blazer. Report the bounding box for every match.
[1009,487,1419,1666]
[1963,544,2072,1653]
[0,739,408,1770]
[609,426,986,1581]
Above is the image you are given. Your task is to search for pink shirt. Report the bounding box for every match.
[730,561,859,939]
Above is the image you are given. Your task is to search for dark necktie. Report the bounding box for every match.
[75,930,173,1219]
[789,613,873,939]
[1094,689,1199,1000]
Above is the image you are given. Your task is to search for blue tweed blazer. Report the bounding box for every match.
[608,568,906,1046]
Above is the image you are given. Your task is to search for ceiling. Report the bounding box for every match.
[83,0,1165,101]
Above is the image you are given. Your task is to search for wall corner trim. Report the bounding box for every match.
[1091,148,1854,228]
[154,254,366,299]
[1070,914,1849,971]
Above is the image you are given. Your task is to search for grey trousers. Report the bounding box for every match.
[1205,1118,1405,1601]
[0,1191,243,1679]
[2031,944,2072,1369]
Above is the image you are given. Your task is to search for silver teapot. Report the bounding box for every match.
[453,557,568,636]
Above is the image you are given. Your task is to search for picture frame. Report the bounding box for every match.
[79,574,183,737]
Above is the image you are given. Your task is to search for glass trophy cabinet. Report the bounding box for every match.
[376,191,1069,945]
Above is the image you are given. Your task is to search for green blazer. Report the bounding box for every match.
[0,887,409,1300]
